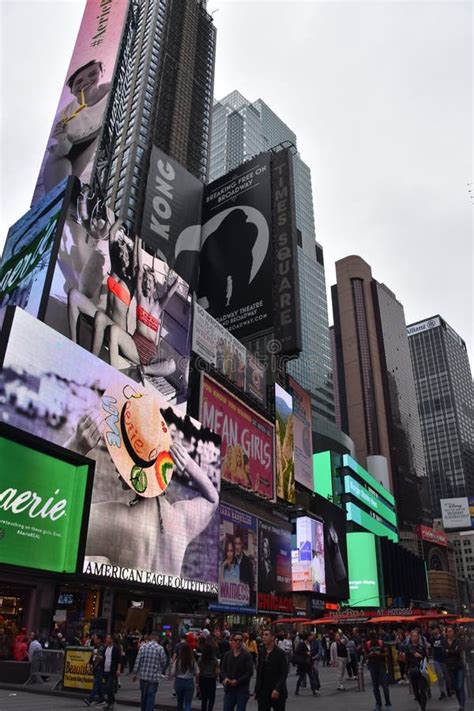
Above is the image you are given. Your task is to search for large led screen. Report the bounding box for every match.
[214,504,257,614]
[0,429,91,574]
[200,374,274,499]
[347,532,380,607]
[275,384,295,503]
[292,516,326,594]
[288,376,313,491]
[32,0,129,204]
[43,182,191,410]
[258,519,292,613]
[0,308,221,593]
[312,495,349,600]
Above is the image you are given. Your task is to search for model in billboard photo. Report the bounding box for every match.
[258,535,277,594]
[221,537,239,582]
[275,417,295,503]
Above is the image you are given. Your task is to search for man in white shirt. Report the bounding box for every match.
[28,633,42,663]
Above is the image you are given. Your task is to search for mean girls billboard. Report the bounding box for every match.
[32,0,129,204]
[199,374,274,500]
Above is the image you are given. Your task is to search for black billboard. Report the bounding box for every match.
[258,519,293,614]
[198,154,273,340]
[141,146,204,290]
[312,494,349,601]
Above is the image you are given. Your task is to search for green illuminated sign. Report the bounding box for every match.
[0,436,89,573]
[344,475,397,526]
[342,454,395,505]
[313,451,333,500]
[346,502,398,542]
[347,532,380,607]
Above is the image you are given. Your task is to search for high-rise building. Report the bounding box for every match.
[332,255,430,531]
[209,91,335,428]
[407,316,474,518]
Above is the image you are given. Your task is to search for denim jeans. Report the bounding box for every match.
[175,677,194,711]
[87,667,104,702]
[223,688,250,711]
[369,665,390,708]
[448,667,466,708]
[139,680,158,711]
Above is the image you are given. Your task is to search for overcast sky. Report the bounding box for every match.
[1,0,472,364]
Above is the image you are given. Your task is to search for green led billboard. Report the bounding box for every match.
[347,531,380,607]
[342,454,394,505]
[0,435,90,573]
[346,502,398,543]
[344,475,397,526]
[313,451,333,500]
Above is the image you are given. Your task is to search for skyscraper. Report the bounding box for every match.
[332,255,430,531]
[209,91,335,428]
[407,316,474,518]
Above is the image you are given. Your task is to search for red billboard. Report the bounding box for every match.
[416,525,448,547]
[199,374,274,499]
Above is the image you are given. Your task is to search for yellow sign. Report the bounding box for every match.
[63,647,94,691]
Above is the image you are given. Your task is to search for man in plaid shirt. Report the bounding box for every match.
[133,630,167,711]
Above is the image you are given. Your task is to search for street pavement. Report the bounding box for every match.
[0,665,472,711]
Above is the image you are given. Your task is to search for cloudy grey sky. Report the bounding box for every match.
[1,0,472,363]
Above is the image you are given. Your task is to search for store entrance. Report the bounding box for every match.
[0,583,31,660]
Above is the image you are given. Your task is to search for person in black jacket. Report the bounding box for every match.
[220,633,254,711]
[406,631,427,711]
[102,634,122,710]
[254,629,288,711]
[294,633,317,695]
[441,626,466,710]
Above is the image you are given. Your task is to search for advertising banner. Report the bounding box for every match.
[258,520,292,614]
[200,374,274,499]
[275,384,295,503]
[291,516,326,594]
[1,308,221,594]
[43,182,192,410]
[198,154,273,340]
[0,430,91,574]
[312,495,349,600]
[440,497,472,530]
[192,301,266,406]
[347,532,380,607]
[63,647,93,691]
[141,146,204,291]
[416,525,448,547]
[288,376,313,491]
[215,504,257,614]
[0,179,69,317]
[32,0,129,204]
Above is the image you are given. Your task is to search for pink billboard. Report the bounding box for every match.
[200,374,274,500]
[32,0,129,204]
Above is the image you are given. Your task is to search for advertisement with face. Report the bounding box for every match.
[192,302,266,406]
[43,182,192,410]
[32,0,129,204]
[200,374,274,499]
[288,376,313,491]
[0,179,69,317]
[313,495,349,600]
[198,154,273,340]
[291,516,326,594]
[275,384,295,503]
[215,504,257,613]
[141,146,204,291]
[0,308,221,593]
[258,520,292,614]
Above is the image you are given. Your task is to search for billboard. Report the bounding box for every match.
[440,497,472,530]
[288,376,313,490]
[0,179,70,317]
[313,495,349,600]
[275,384,295,503]
[0,426,92,574]
[347,532,380,607]
[313,451,334,500]
[0,308,221,593]
[344,475,397,526]
[192,301,266,406]
[215,504,257,614]
[43,183,192,410]
[291,516,326,594]
[141,146,204,291]
[416,525,448,547]
[32,0,129,204]
[258,519,292,614]
[198,154,273,340]
[200,374,274,499]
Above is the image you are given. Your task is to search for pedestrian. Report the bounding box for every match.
[430,625,448,700]
[254,628,288,711]
[84,634,105,707]
[294,632,318,695]
[13,631,28,661]
[172,642,199,711]
[330,631,348,691]
[102,634,122,710]
[132,629,167,711]
[395,629,409,685]
[220,632,254,711]
[442,626,466,711]
[277,633,293,672]
[198,640,219,711]
[28,633,43,663]
[247,633,258,667]
[406,630,428,711]
[365,629,391,711]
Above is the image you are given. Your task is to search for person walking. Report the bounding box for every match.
[330,632,348,691]
[406,630,428,711]
[220,632,254,711]
[172,642,199,711]
[430,625,448,700]
[254,629,288,711]
[84,634,105,707]
[365,629,391,710]
[102,634,122,710]
[198,640,219,711]
[442,626,466,711]
[132,630,167,711]
[277,633,293,673]
[294,632,317,695]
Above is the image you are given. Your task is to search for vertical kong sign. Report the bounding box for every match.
[271,148,301,356]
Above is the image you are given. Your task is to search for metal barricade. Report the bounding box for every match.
[24,649,64,689]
